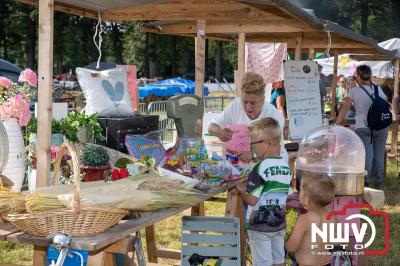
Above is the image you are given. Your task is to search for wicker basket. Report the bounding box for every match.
[7,141,128,236]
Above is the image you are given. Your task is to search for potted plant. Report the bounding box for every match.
[80,145,110,182]
[61,112,104,143]
[27,117,64,146]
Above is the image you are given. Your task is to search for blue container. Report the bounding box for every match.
[47,247,89,266]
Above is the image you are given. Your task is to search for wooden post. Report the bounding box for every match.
[331,50,339,120]
[145,225,158,263]
[225,187,245,266]
[33,245,47,266]
[36,0,54,188]
[237,32,245,96]
[191,202,205,216]
[295,35,303,60]
[195,20,206,97]
[308,48,315,60]
[391,57,400,159]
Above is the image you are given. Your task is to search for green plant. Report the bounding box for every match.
[80,145,109,166]
[61,112,105,143]
[26,117,64,134]
[114,157,135,168]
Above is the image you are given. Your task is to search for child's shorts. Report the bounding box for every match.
[247,229,285,266]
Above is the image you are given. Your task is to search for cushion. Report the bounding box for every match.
[76,67,134,117]
[125,133,166,166]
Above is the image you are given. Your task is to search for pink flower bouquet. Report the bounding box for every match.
[0,68,36,126]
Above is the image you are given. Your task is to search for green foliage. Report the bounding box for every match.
[114,157,135,168]
[80,145,109,166]
[138,155,156,168]
[61,112,105,143]
[26,117,64,134]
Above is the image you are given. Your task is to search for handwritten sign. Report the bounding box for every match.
[284,61,322,140]
[117,65,138,112]
[226,124,250,154]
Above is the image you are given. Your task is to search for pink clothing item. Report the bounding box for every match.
[245,43,287,84]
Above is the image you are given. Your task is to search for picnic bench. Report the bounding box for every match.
[0,180,245,266]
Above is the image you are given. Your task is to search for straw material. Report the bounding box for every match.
[7,141,128,236]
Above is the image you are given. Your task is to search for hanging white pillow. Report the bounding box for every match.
[76,67,134,117]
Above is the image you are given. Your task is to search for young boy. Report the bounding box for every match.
[236,117,292,266]
[285,174,336,266]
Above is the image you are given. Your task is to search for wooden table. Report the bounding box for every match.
[0,180,245,266]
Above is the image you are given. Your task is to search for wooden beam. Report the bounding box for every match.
[350,54,393,61]
[295,35,303,60]
[195,20,206,97]
[237,32,245,97]
[143,20,313,34]
[102,2,289,21]
[17,0,97,19]
[308,48,315,60]
[36,0,54,188]
[142,27,234,42]
[155,248,181,260]
[331,50,339,120]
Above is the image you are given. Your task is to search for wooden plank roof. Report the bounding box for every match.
[15,0,396,57]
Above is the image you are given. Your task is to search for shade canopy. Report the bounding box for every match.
[317,38,400,78]
[139,78,209,99]
[17,0,395,56]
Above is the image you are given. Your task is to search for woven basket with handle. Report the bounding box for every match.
[7,141,128,237]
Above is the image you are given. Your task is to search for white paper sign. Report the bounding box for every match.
[284,61,322,140]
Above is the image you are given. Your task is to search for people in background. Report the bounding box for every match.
[336,65,388,188]
[345,76,357,121]
[270,80,287,119]
[236,118,292,266]
[286,175,336,266]
[208,72,288,162]
[336,75,348,105]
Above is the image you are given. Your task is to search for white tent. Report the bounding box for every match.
[317,38,400,78]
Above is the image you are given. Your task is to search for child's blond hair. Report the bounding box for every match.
[301,175,336,207]
[249,117,281,146]
[241,72,265,95]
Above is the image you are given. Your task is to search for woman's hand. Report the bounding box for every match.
[218,127,233,142]
[238,151,253,163]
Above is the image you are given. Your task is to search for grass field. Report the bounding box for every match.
[1,162,399,265]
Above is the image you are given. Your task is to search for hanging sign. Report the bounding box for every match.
[284,61,322,140]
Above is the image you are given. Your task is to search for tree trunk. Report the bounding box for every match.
[391,0,400,36]
[215,41,222,81]
[205,39,209,81]
[25,12,36,69]
[111,23,123,64]
[171,36,177,76]
[149,33,156,78]
[144,32,150,78]
[360,1,369,35]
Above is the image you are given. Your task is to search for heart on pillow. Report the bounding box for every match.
[102,80,125,108]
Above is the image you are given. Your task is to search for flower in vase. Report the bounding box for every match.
[0,68,34,126]
[0,77,13,88]
[18,68,38,87]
